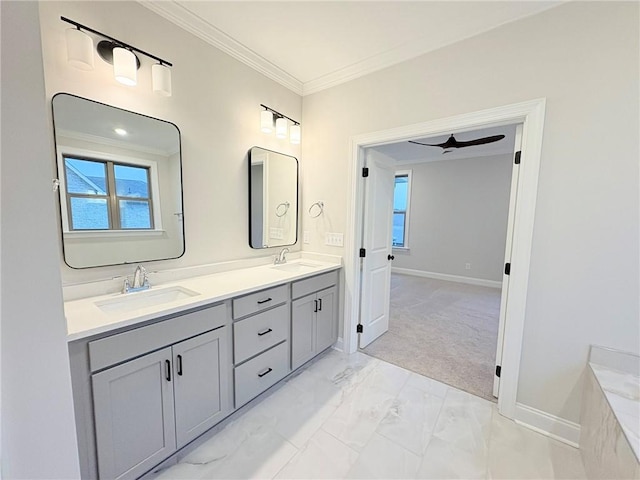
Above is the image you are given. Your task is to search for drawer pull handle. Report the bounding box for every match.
[258,328,273,336]
[165,360,171,382]
[314,299,318,313]
[258,367,273,378]
[177,354,183,376]
[318,298,323,311]
[257,297,272,305]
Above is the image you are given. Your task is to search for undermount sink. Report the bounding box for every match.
[95,286,200,314]
[270,261,323,273]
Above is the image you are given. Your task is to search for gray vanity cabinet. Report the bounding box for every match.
[85,304,231,480]
[92,347,176,480]
[291,271,339,370]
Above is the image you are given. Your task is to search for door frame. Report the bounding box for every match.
[342,98,546,419]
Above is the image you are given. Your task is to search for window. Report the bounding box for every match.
[63,156,154,231]
[393,171,411,248]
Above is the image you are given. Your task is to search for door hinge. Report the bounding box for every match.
[495,365,502,378]
[514,151,521,165]
[359,248,366,258]
[504,262,511,275]
[362,167,369,177]
[356,324,363,333]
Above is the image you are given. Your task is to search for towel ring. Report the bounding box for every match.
[275,202,290,217]
[309,201,324,218]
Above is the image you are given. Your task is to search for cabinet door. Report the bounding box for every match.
[173,327,231,448]
[316,287,337,353]
[292,293,316,370]
[92,347,176,480]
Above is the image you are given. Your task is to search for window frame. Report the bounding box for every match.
[392,169,412,250]
[57,145,163,236]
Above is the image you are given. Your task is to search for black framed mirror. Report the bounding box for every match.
[51,93,185,268]
[248,146,298,248]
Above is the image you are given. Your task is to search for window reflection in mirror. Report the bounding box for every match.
[248,147,298,248]
[51,93,185,268]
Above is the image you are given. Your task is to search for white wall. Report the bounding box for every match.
[393,154,513,282]
[301,1,639,424]
[0,2,80,477]
[38,1,302,285]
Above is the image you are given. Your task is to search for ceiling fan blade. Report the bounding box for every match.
[408,140,447,148]
[409,134,505,150]
[453,134,506,148]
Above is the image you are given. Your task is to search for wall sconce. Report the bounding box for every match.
[260,104,301,145]
[61,16,173,96]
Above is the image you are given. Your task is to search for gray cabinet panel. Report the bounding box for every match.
[291,270,338,300]
[92,347,176,480]
[232,284,288,319]
[316,287,337,353]
[234,341,289,407]
[291,294,316,370]
[89,303,226,372]
[173,328,231,449]
[234,304,288,364]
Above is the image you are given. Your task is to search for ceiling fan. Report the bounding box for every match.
[409,133,505,153]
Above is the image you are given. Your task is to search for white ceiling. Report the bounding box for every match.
[371,124,517,164]
[141,1,562,96]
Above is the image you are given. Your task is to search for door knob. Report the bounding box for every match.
[387,254,395,260]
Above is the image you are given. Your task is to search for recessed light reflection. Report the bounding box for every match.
[114,128,127,136]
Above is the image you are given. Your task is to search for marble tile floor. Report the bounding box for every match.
[149,349,586,480]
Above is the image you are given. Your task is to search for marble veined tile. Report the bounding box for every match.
[431,387,494,456]
[305,349,379,396]
[376,382,444,455]
[487,412,586,480]
[275,429,359,479]
[406,372,450,398]
[321,360,408,451]
[416,436,488,479]
[346,432,421,479]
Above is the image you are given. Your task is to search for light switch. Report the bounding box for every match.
[303,231,310,244]
[324,232,344,247]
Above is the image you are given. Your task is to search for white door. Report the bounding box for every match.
[359,151,396,348]
[493,123,523,397]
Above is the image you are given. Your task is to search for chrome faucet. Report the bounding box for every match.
[123,265,150,293]
[274,247,290,265]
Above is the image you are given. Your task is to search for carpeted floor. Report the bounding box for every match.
[361,273,501,402]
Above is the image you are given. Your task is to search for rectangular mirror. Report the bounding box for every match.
[249,147,298,248]
[52,93,185,268]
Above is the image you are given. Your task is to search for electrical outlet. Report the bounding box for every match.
[325,232,344,247]
[303,231,310,244]
[465,263,471,270]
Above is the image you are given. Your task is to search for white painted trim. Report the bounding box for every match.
[139,1,303,96]
[392,267,502,289]
[513,403,581,448]
[333,337,345,353]
[344,98,546,423]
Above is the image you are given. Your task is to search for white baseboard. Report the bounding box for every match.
[391,267,502,289]
[513,403,581,448]
[333,337,345,352]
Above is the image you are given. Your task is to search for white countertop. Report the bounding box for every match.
[65,259,341,342]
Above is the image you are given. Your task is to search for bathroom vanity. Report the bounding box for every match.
[66,260,340,480]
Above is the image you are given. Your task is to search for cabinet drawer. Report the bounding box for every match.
[292,270,338,300]
[234,341,289,407]
[89,303,226,372]
[232,284,288,319]
[234,304,289,364]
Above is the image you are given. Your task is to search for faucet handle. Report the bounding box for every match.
[122,277,131,294]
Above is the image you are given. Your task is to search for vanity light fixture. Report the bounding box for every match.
[259,104,301,144]
[61,16,173,96]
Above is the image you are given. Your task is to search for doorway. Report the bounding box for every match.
[359,125,518,401]
[342,99,546,419]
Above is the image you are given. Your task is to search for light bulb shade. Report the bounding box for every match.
[275,117,287,139]
[261,110,273,133]
[65,28,94,71]
[152,64,172,96]
[113,47,137,86]
[290,124,301,144]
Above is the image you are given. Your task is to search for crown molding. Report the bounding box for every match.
[139,1,304,96]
